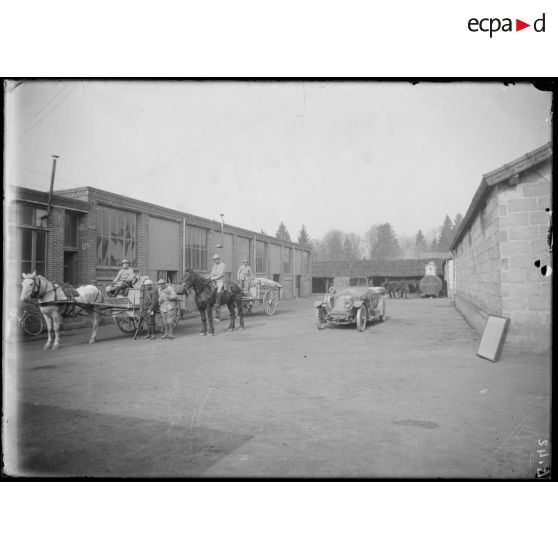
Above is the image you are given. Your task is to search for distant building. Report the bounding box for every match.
[449,142,552,352]
[8,186,312,306]
[312,258,448,294]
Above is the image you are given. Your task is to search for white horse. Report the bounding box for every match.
[20,271,103,350]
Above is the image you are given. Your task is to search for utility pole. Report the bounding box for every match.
[41,154,60,226]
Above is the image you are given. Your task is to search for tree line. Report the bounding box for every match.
[274,214,463,261]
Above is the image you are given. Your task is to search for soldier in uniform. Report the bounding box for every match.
[237,258,253,294]
[141,279,157,339]
[106,259,136,296]
[209,254,226,320]
[157,278,178,339]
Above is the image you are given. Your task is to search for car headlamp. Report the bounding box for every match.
[344,299,352,309]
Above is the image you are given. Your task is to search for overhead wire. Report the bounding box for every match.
[28,83,70,123]
[117,84,334,189]
[18,83,80,140]
[14,165,82,188]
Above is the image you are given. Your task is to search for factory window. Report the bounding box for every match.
[18,228,47,276]
[17,203,48,227]
[65,212,79,248]
[185,225,208,270]
[282,246,292,274]
[16,203,48,277]
[96,206,137,267]
[256,241,267,273]
[237,237,251,265]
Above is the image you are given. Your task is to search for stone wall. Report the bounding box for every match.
[453,184,502,330]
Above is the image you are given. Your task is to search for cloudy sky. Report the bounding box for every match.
[6,80,552,240]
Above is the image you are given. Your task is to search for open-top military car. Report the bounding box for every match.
[314,286,387,332]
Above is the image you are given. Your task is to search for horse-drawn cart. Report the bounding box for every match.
[242,277,282,316]
[40,281,185,339]
[108,283,186,337]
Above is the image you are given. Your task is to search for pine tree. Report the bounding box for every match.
[370,223,401,260]
[437,214,454,251]
[275,221,291,242]
[454,213,463,231]
[297,224,310,247]
[414,229,428,257]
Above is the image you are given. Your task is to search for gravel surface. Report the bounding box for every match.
[3,296,551,478]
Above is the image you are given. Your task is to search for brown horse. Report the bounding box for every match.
[20,271,103,350]
[181,270,244,335]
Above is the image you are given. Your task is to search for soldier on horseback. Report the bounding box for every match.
[209,254,226,320]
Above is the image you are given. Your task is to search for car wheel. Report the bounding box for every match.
[316,307,328,330]
[356,306,367,332]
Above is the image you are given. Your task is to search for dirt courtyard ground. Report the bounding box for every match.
[3,295,551,478]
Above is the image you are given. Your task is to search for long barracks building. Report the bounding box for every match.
[8,186,312,305]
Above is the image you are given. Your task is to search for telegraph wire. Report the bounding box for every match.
[117,84,334,189]
[15,165,82,188]
[18,83,80,140]
[28,83,70,123]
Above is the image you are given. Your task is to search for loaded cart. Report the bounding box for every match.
[242,277,282,316]
[110,281,187,337]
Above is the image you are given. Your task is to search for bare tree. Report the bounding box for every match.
[321,229,345,260]
[343,232,366,261]
[364,224,380,259]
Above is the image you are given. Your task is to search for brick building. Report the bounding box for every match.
[449,142,552,352]
[8,186,312,306]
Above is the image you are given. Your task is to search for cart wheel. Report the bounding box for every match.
[22,313,44,336]
[263,290,277,316]
[114,316,137,333]
[242,303,252,315]
[316,307,328,330]
[356,306,367,332]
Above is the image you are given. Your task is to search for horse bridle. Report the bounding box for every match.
[183,274,213,296]
[26,275,53,300]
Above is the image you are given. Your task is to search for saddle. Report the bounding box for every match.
[54,282,81,299]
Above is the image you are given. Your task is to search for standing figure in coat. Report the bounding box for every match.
[141,278,157,339]
[157,278,178,339]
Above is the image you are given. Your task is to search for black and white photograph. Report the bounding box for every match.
[3,79,552,479]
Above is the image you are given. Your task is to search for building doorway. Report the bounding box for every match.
[64,251,78,285]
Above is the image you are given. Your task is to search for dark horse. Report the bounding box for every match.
[181,270,244,335]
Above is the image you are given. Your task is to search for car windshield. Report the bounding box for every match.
[337,287,369,298]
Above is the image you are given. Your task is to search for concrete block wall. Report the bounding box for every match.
[497,177,552,351]
[453,187,502,327]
